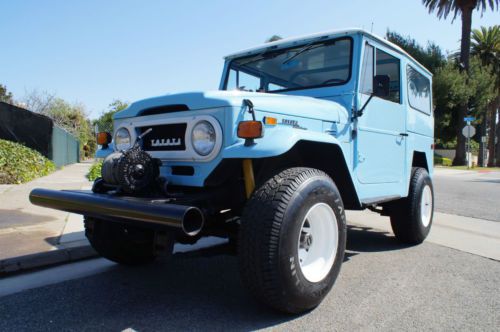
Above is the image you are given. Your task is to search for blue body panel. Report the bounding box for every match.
[96,29,434,206]
[95,143,115,159]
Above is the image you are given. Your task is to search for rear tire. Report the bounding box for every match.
[84,217,168,265]
[238,167,346,313]
[390,167,434,244]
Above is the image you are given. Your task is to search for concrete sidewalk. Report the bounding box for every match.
[0,162,97,274]
[347,210,500,261]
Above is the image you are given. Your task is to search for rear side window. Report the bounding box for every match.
[407,66,431,114]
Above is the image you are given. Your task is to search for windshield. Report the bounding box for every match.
[224,37,352,92]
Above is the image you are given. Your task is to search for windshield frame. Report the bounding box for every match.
[223,36,354,93]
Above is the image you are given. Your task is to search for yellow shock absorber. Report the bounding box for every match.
[242,159,255,199]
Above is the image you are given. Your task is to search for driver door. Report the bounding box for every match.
[355,44,406,185]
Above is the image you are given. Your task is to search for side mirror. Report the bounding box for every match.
[373,75,390,97]
[354,75,391,119]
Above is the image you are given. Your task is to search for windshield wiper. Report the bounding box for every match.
[281,42,328,65]
[238,50,281,67]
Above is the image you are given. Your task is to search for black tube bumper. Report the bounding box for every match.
[29,188,204,236]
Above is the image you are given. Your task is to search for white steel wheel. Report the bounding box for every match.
[420,184,433,227]
[297,202,339,283]
[390,167,434,245]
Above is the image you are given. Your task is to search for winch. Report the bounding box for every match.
[99,128,161,194]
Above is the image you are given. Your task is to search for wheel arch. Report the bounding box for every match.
[252,140,361,210]
[411,150,429,172]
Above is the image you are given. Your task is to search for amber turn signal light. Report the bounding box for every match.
[263,116,277,125]
[237,121,264,139]
[97,132,112,145]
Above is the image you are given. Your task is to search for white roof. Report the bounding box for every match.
[225,28,431,76]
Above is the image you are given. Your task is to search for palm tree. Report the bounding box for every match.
[422,0,499,165]
[471,25,500,166]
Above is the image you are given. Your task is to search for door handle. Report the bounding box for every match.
[399,133,408,137]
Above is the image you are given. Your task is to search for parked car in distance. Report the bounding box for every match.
[30,28,434,313]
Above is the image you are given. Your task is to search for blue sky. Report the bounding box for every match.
[1,0,498,119]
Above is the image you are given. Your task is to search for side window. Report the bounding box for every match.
[227,69,238,90]
[268,82,286,91]
[407,66,431,114]
[239,71,261,91]
[375,49,400,103]
[360,44,374,95]
[226,68,261,91]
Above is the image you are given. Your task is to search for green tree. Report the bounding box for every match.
[44,98,96,157]
[433,57,495,150]
[0,84,14,104]
[467,57,497,121]
[433,61,470,145]
[93,99,129,133]
[471,25,500,166]
[386,30,446,73]
[422,0,499,165]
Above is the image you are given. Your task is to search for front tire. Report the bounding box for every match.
[390,167,434,244]
[238,168,346,313]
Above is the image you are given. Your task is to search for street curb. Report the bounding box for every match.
[0,245,98,276]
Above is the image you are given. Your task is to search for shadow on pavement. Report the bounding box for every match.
[45,230,86,246]
[0,225,411,331]
[346,224,411,253]
[0,209,57,229]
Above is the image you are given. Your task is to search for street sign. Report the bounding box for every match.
[481,136,487,143]
[462,125,476,138]
[464,116,475,122]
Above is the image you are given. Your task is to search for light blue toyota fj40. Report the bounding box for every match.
[30,29,434,313]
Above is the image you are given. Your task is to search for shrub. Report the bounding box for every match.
[87,161,102,181]
[434,154,452,166]
[0,139,56,184]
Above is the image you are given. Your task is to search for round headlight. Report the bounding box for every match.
[114,127,132,151]
[191,121,216,156]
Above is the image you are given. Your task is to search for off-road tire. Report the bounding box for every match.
[390,167,434,244]
[84,217,160,265]
[238,167,346,313]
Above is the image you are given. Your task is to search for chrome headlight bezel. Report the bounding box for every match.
[191,120,216,156]
[114,127,132,151]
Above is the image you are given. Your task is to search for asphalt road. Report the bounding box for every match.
[1,226,499,331]
[433,168,500,222]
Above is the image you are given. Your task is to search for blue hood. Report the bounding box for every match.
[115,91,348,123]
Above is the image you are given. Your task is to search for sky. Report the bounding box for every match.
[1,0,498,119]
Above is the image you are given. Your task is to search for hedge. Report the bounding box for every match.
[434,154,452,166]
[0,139,56,184]
[86,161,102,181]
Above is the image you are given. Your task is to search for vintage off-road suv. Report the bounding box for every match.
[30,29,434,313]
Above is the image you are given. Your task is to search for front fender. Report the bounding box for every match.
[222,126,343,158]
[95,143,115,159]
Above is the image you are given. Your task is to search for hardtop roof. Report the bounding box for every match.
[224,28,432,76]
